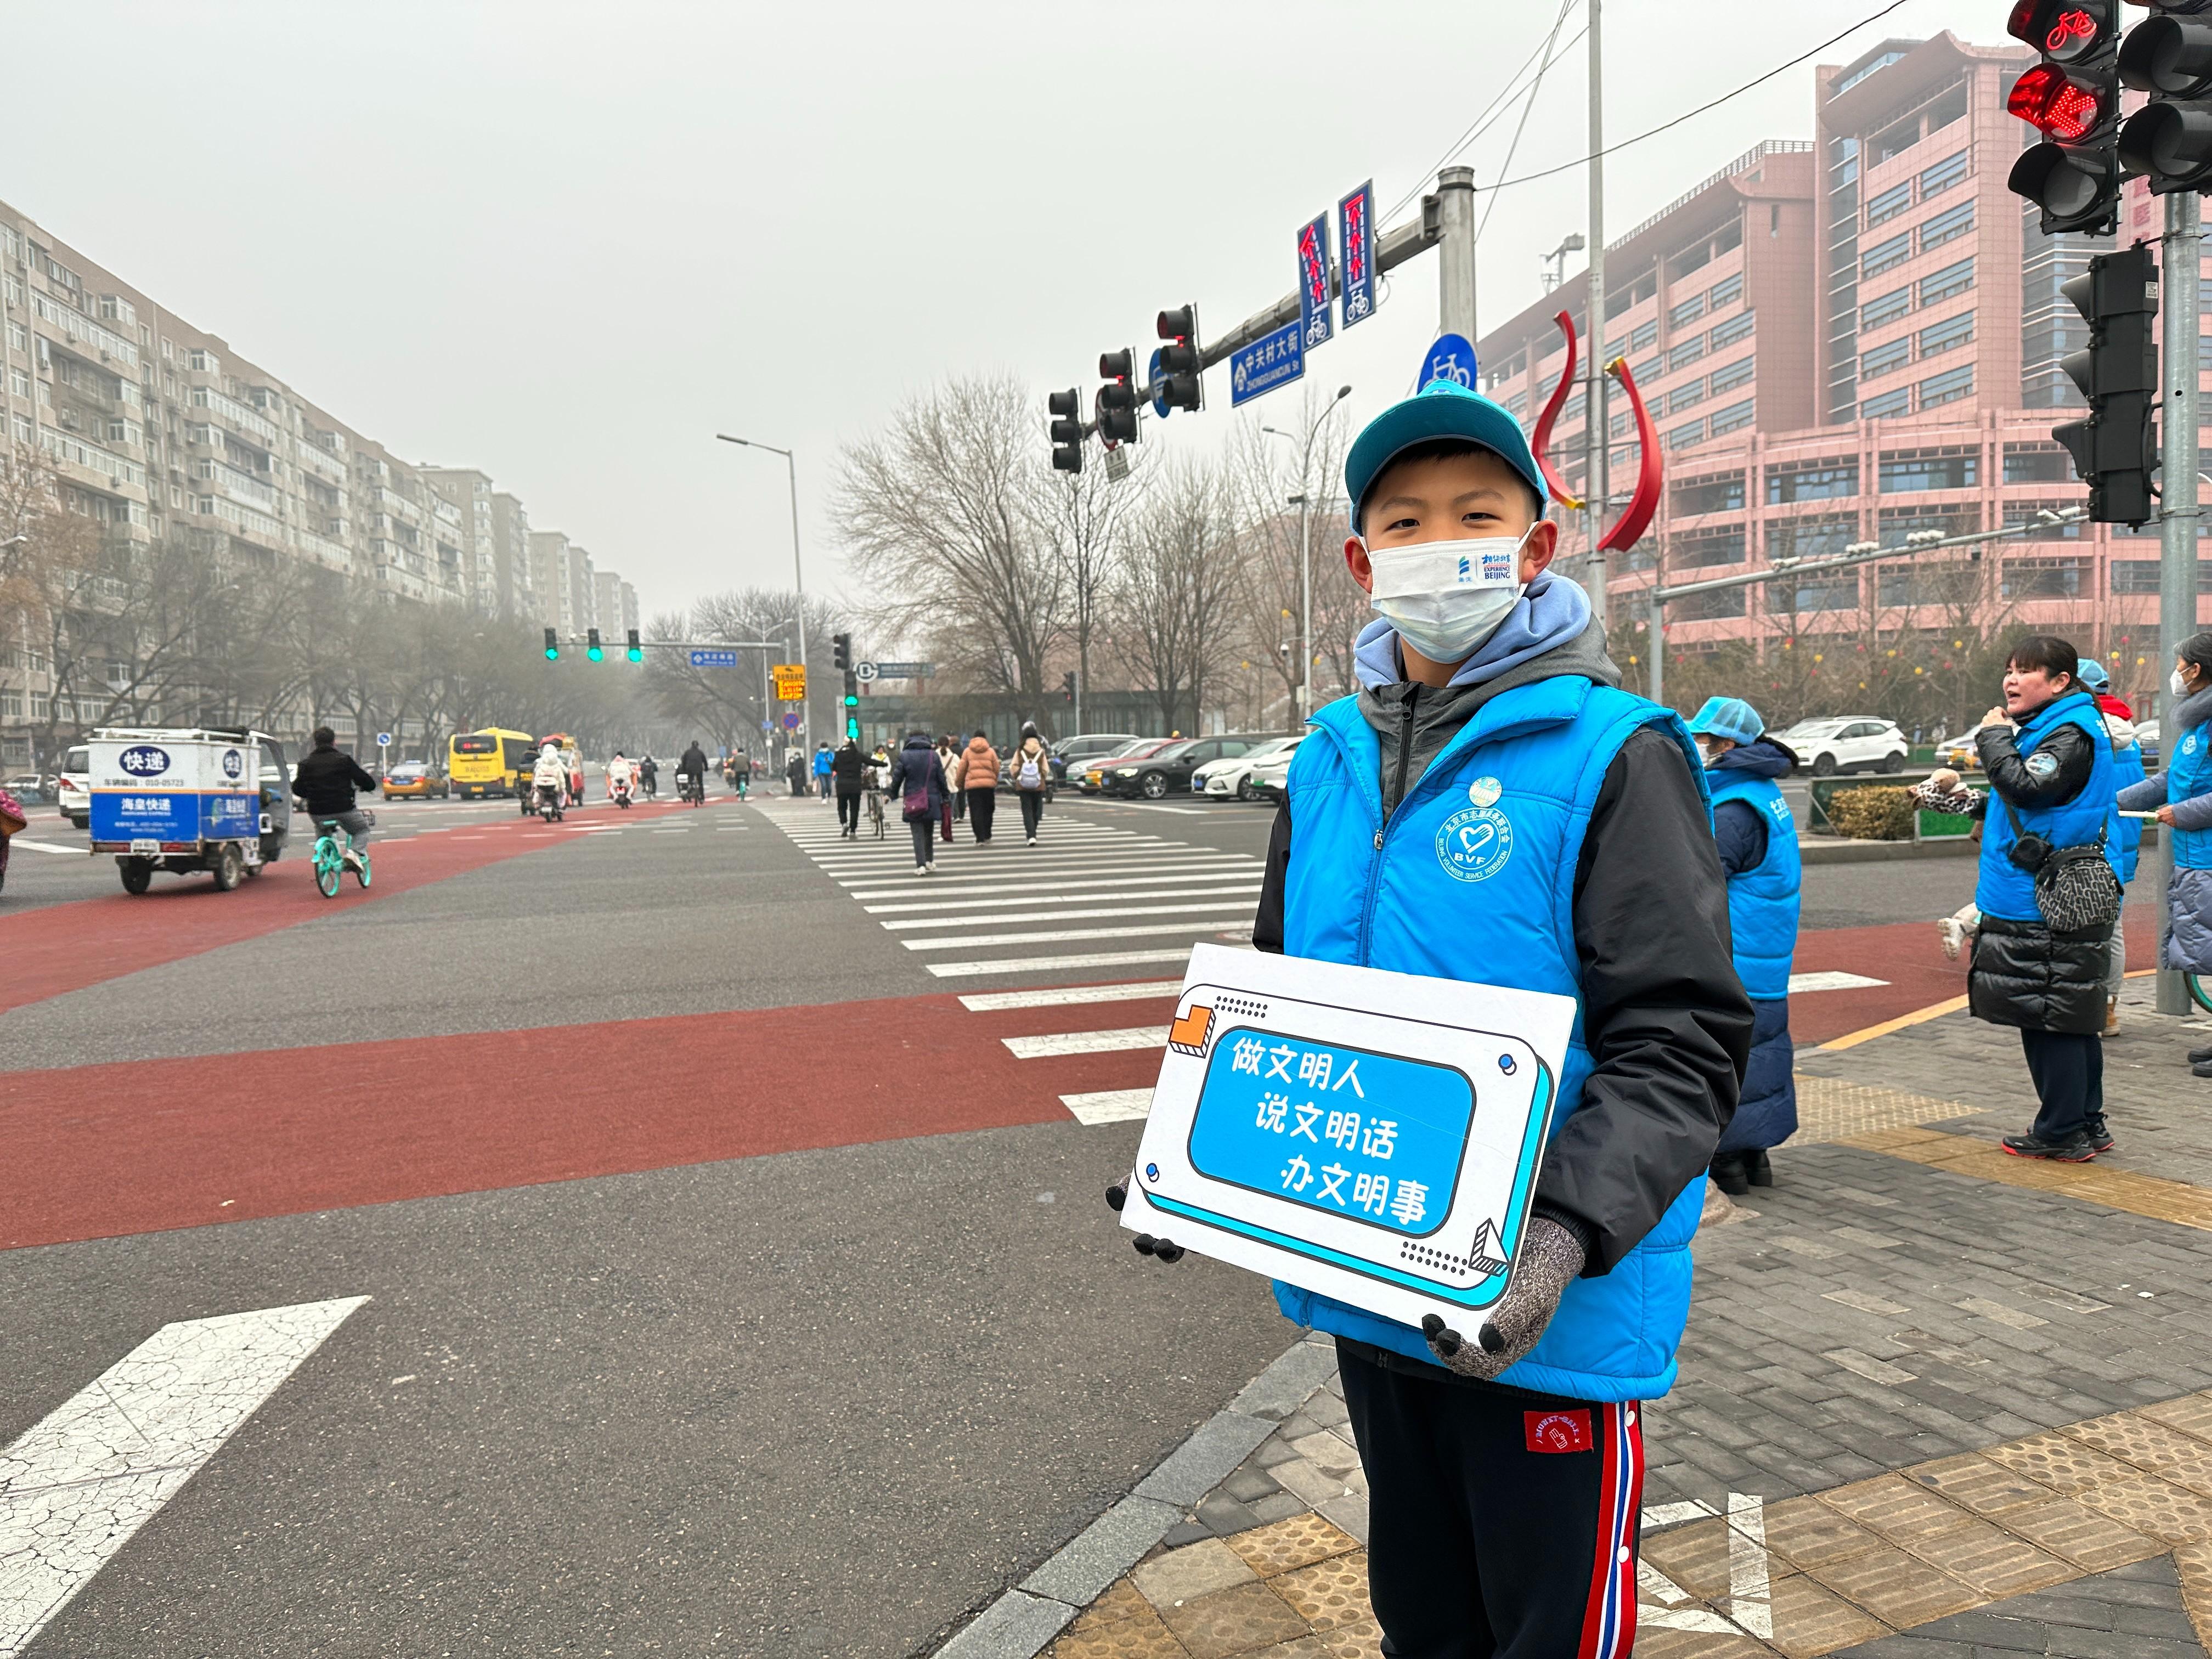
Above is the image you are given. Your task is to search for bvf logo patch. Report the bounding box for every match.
[1436,804,1513,882]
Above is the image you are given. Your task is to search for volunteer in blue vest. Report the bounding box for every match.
[1239,380,1752,1657]
[2078,656,2146,1036]
[1686,696,1802,1196]
[1914,635,2119,1160]
[2117,630,2212,1077]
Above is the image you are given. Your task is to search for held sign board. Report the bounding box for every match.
[1120,943,1575,1334]
[1228,322,1306,409]
[771,664,807,701]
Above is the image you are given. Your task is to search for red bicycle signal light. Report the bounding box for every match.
[2008,0,2114,64]
[2010,63,2108,138]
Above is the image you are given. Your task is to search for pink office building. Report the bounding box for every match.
[1476,33,2210,690]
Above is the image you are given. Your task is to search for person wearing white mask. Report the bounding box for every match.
[1220,377,1750,1658]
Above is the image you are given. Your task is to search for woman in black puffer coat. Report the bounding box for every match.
[1912,635,2119,1161]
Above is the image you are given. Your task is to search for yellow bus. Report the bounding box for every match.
[448,727,538,798]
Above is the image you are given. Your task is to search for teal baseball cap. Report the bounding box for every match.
[1344,379,1548,532]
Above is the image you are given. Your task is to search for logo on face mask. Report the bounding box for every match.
[1436,804,1513,882]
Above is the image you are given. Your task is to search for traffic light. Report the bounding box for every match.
[625,628,643,663]
[843,692,860,743]
[2120,2,2212,193]
[1156,307,1202,413]
[2053,242,2157,523]
[832,631,852,672]
[544,627,559,661]
[1097,348,1139,445]
[1060,670,1076,704]
[586,628,603,662]
[1048,388,1084,474]
[2006,0,2124,234]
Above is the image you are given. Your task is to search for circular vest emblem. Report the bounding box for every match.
[1436,805,1513,883]
[1466,775,1502,808]
[2187,731,2202,757]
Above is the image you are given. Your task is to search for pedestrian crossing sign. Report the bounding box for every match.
[1120,943,1576,1334]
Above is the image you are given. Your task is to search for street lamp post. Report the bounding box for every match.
[1263,385,1352,720]
[716,433,806,747]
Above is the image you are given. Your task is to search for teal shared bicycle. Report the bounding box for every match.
[312,814,373,899]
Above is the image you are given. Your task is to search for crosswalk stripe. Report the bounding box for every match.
[1788,970,1889,992]
[1062,1089,1154,1125]
[958,981,1183,1012]
[925,949,1199,978]
[1004,1026,1165,1058]
[840,857,1256,891]
[904,918,1249,950]
[889,899,1259,932]
[864,882,1260,915]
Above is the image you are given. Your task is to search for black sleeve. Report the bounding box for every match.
[347,758,379,792]
[1542,727,1753,1276]
[1252,802,1293,954]
[1711,796,1768,878]
[1980,722,2095,810]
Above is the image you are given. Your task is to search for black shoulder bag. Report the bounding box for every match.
[2000,795,2121,932]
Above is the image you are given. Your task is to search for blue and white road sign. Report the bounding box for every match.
[1149,347,1172,419]
[1338,181,1377,328]
[1296,214,1333,351]
[690,648,740,669]
[1420,334,1479,392]
[375,732,391,748]
[1229,322,1305,409]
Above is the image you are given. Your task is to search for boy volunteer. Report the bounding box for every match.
[1248,380,1751,1657]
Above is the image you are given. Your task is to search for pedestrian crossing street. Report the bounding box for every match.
[764,803,1263,983]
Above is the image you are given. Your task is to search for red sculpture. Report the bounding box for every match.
[1526,309,1663,555]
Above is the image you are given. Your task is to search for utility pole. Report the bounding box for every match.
[2157,193,2202,1017]
[1582,0,1610,629]
[1436,165,1478,342]
[716,433,807,748]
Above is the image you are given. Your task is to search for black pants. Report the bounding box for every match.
[1337,1341,1643,1658]
[968,788,996,841]
[2022,1027,2104,1141]
[906,815,934,868]
[1018,791,1044,838]
[837,792,860,831]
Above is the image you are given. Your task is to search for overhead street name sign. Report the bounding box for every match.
[690,649,740,669]
[772,664,808,701]
[1229,321,1305,408]
[871,661,935,679]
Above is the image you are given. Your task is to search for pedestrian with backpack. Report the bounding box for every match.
[1010,724,1050,845]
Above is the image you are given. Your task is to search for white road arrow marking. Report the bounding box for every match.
[0,1295,367,1656]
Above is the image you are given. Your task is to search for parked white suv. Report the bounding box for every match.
[1774,717,1908,777]
[55,744,92,828]
[1193,734,1305,802]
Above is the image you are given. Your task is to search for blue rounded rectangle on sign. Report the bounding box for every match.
[1185,1028,1474,1239]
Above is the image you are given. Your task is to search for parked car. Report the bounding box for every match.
[3,772,54,804]
[2136,717,2162,774]
[55,744,91,828]
[1193,734,1306,802]
[380,760,450,799]
[1048,732,1141,788]
[1773,716,1908,776]
[1935,724,1991,772]
[1075,738,1177,794]
[1247,741,1302,805]
[1100,734,1283,800]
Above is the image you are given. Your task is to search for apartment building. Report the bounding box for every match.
[1475,33,2207,690]
[593,570,639,642]
[0,197,648,765]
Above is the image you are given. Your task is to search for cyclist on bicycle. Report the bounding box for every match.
[531,740,568,812]
[291,726,378,870]
[638,753,658,799]
[678,739,709,803]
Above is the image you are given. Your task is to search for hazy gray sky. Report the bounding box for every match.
[11,0,1995,615]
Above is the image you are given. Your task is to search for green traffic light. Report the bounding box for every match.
[544,647,558,661]
[588,647,603,662]
[842,694,858,708]
[627,647,644,663]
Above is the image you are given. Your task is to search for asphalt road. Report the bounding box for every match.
[0,781,2104,1656]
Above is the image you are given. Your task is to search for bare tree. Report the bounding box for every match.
[1039,453,1139,738]
[835,375,1064,703]
[1110,459,1244,736]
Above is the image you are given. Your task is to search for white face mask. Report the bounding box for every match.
[2175,667,2195,698]
[1362,528,1533,664]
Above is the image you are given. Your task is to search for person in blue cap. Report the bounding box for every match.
[1226,379,1751,1657]
[1685,696,1802,1195]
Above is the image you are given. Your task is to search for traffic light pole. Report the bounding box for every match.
[2157,191,2202,1017]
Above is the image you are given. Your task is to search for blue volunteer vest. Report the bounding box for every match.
[1706,774,1802,1000]
[2107,728,2147,887]
[1975,693,2116,923]
[1274,675,1709,1403]
[2172,716,2212,872]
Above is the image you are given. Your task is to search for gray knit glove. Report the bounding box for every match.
[1420,1216,1585,1381]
